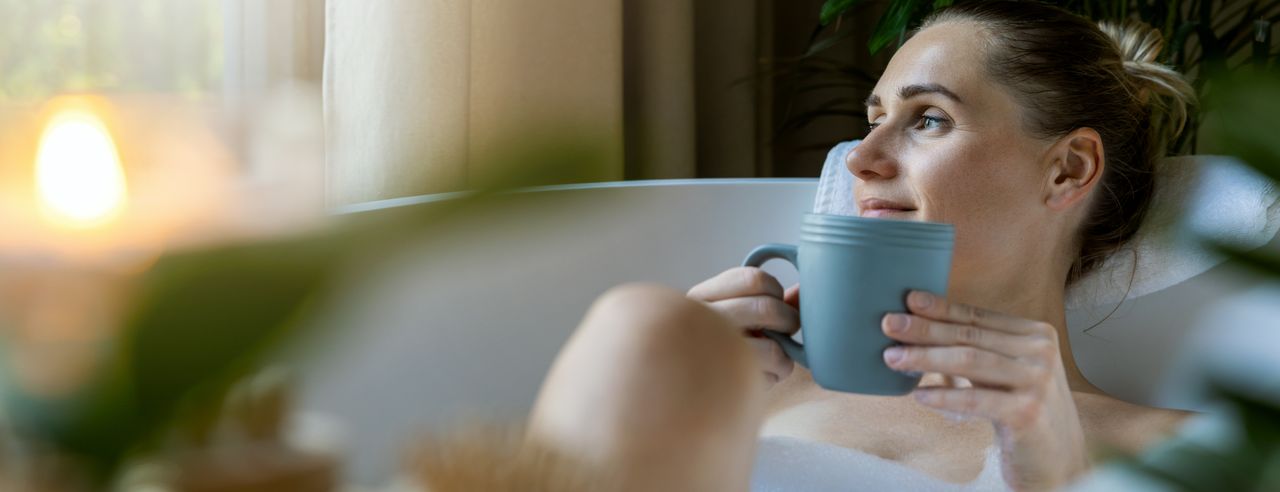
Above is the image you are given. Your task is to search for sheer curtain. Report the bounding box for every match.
[0,0,321,105]
[0,0,220,103]
[323,0,625,206]
[322,0,781,205]
[222,0,325,101]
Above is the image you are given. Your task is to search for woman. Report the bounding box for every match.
[416,2,1197,491]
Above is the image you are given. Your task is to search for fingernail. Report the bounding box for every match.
[909,291,933,310]
[884,314,908,333]
[883,347,904,366]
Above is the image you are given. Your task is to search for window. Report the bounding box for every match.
[0,0,323,103]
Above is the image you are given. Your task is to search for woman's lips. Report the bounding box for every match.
[857,198,917,218]
[860,208,915,218]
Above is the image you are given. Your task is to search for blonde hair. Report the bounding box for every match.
[1100,20,1197,156]
[921,2,1197,284]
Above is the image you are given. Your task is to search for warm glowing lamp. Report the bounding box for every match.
[1,100,136,400]
[34,108,128,229]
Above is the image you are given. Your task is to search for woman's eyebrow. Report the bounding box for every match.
[865,83,964,109]
[899,83,963,103]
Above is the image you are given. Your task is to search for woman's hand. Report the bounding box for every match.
[687,267,800,388]
[881,290,1089,491]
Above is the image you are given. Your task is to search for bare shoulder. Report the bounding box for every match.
[1072,391,1194,454]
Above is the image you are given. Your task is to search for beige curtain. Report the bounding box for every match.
[324,0,625,206]
[223,0,326,99]
[691,0,768,178]
[623,0,696,179]
[623,0,766,179]
[324,0,777,206]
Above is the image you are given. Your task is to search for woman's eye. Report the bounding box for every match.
[915,114,948,131]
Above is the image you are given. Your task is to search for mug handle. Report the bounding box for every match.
[741,243,808,368]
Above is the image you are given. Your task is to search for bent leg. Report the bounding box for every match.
[527,283,767,491]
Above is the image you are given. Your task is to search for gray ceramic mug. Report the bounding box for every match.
[742,213,954,395]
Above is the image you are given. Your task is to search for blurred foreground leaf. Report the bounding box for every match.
[1200,71,1280,280]
[1201,71,1280,184]
[46,236,345,479]
[1119,381,1280,492]
[1124,67,1280,492]
[1,127,619,485]
[1215,242,1280,278]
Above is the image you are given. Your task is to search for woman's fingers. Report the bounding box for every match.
[884,345,1049,389]
[687,267,784,302]
[911,387,1044,431]
[686,268,797,335]
[687,268,800,388]
[710,296,800,335]
[783,284,800,309]
[882,314,1051,358]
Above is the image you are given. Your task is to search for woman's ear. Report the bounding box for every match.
[1044,128,1104,211]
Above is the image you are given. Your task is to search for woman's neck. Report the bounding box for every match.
[952,268,1102,394]
[1043,292,1102,394]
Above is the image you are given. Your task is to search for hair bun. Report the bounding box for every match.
[1100,20,1163,64]
[1099,20,1197,152]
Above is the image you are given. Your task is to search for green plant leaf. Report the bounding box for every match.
[1161,0,1182,45]
[27,234,345,480]
[1168,22,1201,69]
[804,27,859,57]
[0,128,618,484]
[1201,72,1280,185]
[1216,243,1280,278]
[819,0,866,26]
[1135,0,1154,24]
[868,0,925,54]
[1207,381,1280,484]
[1116,447,1244,492]
[1112,377,1280,491]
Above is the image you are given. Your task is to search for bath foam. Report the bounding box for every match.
[750,435,1009,491]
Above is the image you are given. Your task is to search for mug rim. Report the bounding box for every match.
[802,212,954,233]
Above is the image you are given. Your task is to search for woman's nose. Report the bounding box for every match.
[846,135,899,181]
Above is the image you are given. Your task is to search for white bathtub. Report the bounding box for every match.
[295,179,1269,485]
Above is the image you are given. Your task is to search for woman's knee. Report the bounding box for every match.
[576,283,756,382]
[533,282,762,425]
[529,283,764,489]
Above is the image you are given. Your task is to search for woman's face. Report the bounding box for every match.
[849,21,1064,289]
